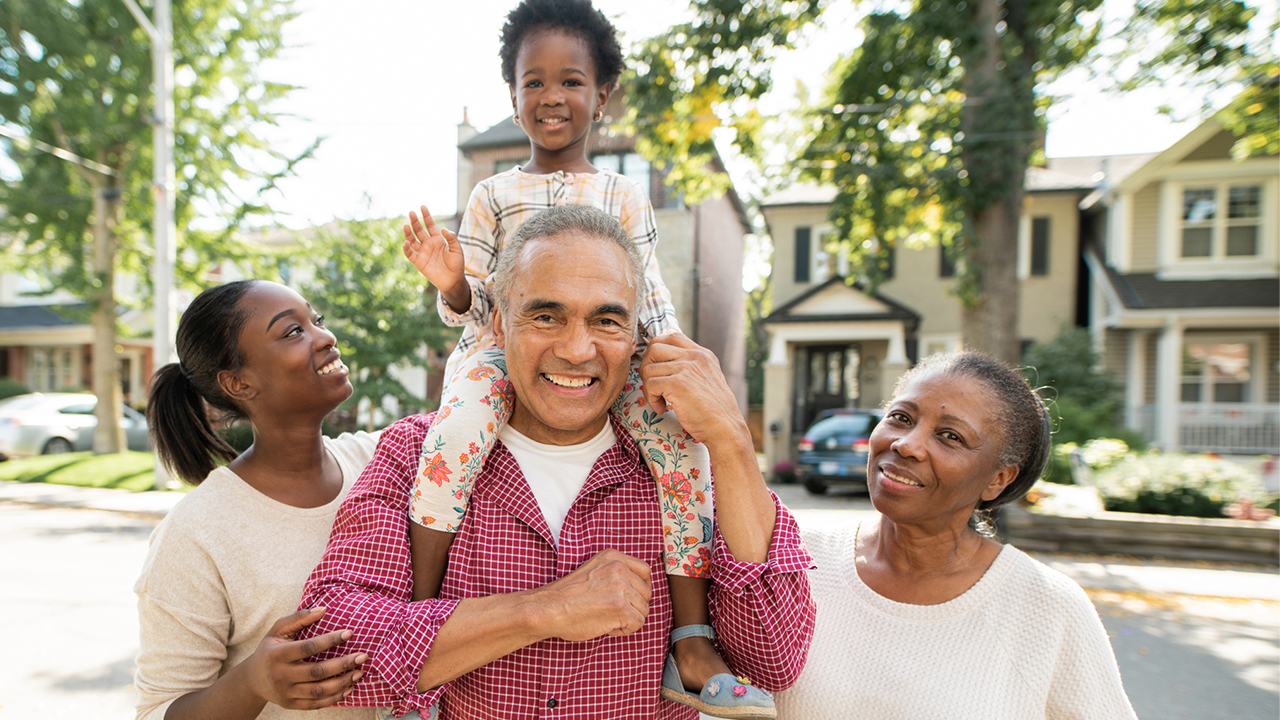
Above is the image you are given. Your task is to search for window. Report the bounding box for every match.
[1030,217,1050,276]
[28,347,75,392]
[1180,184,1262,260]
[591,152,651,193]
[1181,340,1255,403]
[794,227,811,283]
[939,244,956,278]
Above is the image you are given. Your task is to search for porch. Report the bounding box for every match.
[1136,402,1280,455]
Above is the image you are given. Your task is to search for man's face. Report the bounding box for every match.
[493,232,637,446]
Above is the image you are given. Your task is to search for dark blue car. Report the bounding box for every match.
[795,409,882,495]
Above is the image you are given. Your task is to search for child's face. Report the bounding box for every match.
[510,29,610,162]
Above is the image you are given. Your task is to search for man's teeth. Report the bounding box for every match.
[544,374,592,388]
[883,469,922,487]
[318,359,345,376]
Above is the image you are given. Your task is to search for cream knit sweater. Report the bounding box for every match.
[134,432,380,720]
[776,517,1137,720]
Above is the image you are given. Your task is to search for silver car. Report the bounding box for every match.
[0,393,150,459]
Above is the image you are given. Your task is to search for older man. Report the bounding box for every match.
[298,205,814,719]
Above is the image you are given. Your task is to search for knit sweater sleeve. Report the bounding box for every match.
[1043,579,1139,720]
[133,515,231,720]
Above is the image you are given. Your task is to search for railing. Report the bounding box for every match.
[1136,403,1280,454]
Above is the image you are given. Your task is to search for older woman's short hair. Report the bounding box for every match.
[492,205,645,324]
[893,351,1052,510]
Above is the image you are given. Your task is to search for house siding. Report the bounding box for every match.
[1129,184,1160,272]
[1018,193,1081,342]
[1144,333,1158,405]
[1268,328,1279,405]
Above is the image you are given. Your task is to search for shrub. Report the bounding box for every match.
[1093,453,1270,518]
[0,377,30,401]
[771,461,797,484]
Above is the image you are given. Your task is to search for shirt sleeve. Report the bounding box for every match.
[297,415,459,714]
[618,183,679,340]
[706,493,816,693]
[438,181,500,330]
[133,521,232,720]
[1044,582,1139,720]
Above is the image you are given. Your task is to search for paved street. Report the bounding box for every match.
[1,482,1277,719]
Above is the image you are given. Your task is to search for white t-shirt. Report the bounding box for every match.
[499,421,618,546]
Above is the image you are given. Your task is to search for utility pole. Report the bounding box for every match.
[123,0,177,489]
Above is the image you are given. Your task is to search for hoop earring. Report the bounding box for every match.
[513,116,520,125]
[594,110,603,122]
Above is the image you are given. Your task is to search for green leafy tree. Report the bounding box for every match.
[1023,327,1145,450]
[0,0,312,452]
[302,217,457,432]
[626,0,1273,362]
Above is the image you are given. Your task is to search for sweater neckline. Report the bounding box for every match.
[206,437,349,518]
[843,519,1017,622]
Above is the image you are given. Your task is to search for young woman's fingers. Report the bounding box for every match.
[293,650,368,683]
[442,227,462,253]
[265,607,327,640]
[283,669,363,710]
[276,628,353,663]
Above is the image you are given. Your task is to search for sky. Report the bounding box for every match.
[255,0,1211,231]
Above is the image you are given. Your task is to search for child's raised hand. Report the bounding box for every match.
[403,205,466,301]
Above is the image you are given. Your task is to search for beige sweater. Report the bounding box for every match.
[776,517,1138,720]
[134,432,380,720]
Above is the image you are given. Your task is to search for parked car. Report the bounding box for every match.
[795,409,882,495]
[0,393,149,460]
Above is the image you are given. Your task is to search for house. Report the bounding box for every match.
[0,273,153,406]
[758,154,1157,469]
[1083,116,1279,455]
[455,99,750,411]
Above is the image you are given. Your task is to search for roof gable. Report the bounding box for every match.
[765,276,919,324]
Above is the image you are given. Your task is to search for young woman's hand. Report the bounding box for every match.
[242,607,368,710]
[403,205,470,312]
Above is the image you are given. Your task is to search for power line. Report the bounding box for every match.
[0,125,119,177]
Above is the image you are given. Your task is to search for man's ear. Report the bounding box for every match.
[980,464,1019,502]
[492,307,506,349]
[218,369,257,405]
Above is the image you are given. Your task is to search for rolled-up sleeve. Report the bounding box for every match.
[707,494,816,692]
[298,415,457,713]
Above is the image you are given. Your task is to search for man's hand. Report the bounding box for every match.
[241,607,367,710]
[534,549,652,641]
[639,332,751,450]
[403,205,469,312]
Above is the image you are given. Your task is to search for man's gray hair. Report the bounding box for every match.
[492,204,645,325]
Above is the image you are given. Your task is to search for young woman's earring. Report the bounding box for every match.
[594,110,603,122]
[513,116,521,125]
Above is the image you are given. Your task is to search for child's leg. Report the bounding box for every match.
[613,359,728,691]
[408,345,513,601]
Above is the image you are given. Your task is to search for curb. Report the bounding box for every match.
[0,479,182,520]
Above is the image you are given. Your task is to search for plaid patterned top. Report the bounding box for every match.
[440,168,678,382]
[298,413,816,719]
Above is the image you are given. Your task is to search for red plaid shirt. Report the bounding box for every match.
[299,413,815,719]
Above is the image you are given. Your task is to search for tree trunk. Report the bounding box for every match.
[90,178,125,455]
[958,0,1028,364]
[962,198,1022,363]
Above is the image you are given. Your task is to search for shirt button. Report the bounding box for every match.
[548,698,558,709]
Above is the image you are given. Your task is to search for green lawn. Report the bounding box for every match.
[0,451,169,492]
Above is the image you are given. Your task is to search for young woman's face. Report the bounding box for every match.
[866,370,1017,529]
[510,29,609,162]
[228,282,352,419]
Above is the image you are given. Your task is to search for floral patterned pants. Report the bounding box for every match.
[408,344,714,578]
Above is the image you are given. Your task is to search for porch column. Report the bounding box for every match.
[880,323,910,406]
[1155,317,1183,451]
[1125,330,1148,432]
[762,331,792,473]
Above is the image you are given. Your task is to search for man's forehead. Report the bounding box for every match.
[513,233,633,297]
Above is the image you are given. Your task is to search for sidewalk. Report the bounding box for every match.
[3,479,1277,601]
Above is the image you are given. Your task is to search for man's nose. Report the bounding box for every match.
[554,322,597,364]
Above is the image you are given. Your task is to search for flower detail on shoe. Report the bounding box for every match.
[733,685,748,697]
[736,676,752,685]
[707,680,721,697]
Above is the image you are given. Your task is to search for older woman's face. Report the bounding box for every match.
[866,369,1017,528]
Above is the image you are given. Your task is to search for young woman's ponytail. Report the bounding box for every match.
[145,280,257,484]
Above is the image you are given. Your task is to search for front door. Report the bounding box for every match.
[793,344,862,432]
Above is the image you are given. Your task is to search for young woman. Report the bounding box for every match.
[134,280,382,720]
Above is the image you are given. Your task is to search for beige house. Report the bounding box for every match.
[455,99,750,410]
[759,162,1123,469]
[1084,117,1279,454]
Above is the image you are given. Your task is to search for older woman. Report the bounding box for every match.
[776,351,1136,719]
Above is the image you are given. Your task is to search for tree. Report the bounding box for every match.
[625,0,1274,363]
[0,0,311,452]
[302,217,457,432]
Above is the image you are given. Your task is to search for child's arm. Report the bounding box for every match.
[403,205,470,313]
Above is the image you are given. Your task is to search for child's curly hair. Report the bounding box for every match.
[499,0,624,88]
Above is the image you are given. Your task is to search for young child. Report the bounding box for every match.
[400,1,774,717]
